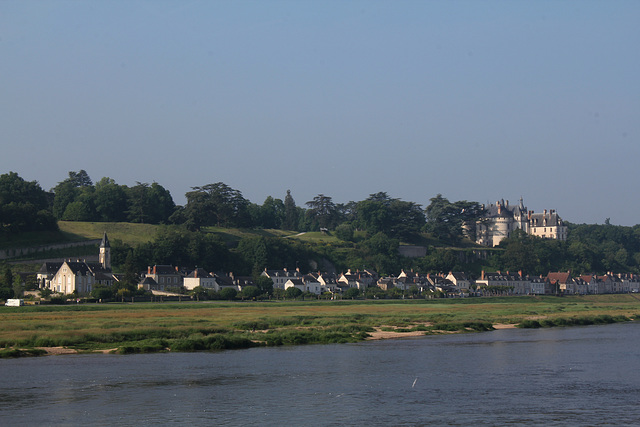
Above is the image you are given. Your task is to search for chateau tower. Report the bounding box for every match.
[99,232,111,270]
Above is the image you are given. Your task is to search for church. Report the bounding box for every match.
[475,198,568,247]
[37,232,117,295]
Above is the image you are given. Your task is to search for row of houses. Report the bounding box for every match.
[35,234,640,297]
[138,266,640,297]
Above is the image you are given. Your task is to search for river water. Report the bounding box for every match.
[2,323,640,426]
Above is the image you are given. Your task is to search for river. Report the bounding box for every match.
[2,322,640,426]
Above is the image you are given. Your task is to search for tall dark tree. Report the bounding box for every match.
[260,196,285,229]
[127,182,152,224]
[355,193,424,241]
[147,182,175,224]
[184,182,250,230]
[306,194,337,229]
[424,194,483,244]
[388,199,425,241]
[283,190,298,230]
[67,170,92,187]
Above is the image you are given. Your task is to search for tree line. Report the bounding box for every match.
[0,170,481,245]
[3,170,640,279]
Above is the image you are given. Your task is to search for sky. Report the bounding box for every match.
[1,1,639,225]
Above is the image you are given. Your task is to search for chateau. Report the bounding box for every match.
[475,198,568,247]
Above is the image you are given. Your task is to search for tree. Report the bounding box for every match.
[354,193,424,241]
[184,182,250,230]
[284,286,302,299]
[355,198,392,235]
[424,194,483,244]
[254,275,274,296]
[283,190,298,230]
[127,182,175,224]
[52,180,78,220]
[334,223,355,241]
[219,287,238,300]
[67,170,93,187]
[365,286,387,299]
[52,170,95,221]
[388,199,425,241]
[190,286,208,302]
[260,196,285,229]
[91,285,114,300]
[241,285,261,300]
[0,172,57,233]
[1,266,14,299]
[147,182,176,224]
[94,177,129,222]
[306,194,337,229]
[343,287,360,299]
[39,288,53,299]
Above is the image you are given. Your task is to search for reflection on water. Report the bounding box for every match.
[2,323,640,425]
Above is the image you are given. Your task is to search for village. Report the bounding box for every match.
[32,232,640,301]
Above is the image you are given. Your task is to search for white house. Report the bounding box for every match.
[183,268,217,291]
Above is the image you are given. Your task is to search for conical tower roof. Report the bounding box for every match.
[100,232,110,248]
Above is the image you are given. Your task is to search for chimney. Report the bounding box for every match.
[153,266,156,274]
[195,269,198,278]
[148,266,151,274]
[481,270,485,280]
[175,266,179,272]
[518,270,523,278]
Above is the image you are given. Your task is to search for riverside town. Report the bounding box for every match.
[1,171,640,304]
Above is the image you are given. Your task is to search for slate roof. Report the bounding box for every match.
[100,232,110,248]
[139,277,158,286]
[150,265,181,275]
[483,198,527,219]
[38,262,63,274]
[530,212,564,227]
[185,268,211,278]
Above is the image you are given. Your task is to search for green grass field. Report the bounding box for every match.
[1,295,638,356]
[58,221,160,246]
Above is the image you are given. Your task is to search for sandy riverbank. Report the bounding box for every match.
[366,322,517,340]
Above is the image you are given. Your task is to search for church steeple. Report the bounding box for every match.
[99,232,111,270]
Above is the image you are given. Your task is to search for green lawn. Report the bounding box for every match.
[58,221,159,246]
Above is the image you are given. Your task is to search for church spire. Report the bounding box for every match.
[99,232,111,270]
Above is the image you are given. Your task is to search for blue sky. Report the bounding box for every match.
[1,1,639,225]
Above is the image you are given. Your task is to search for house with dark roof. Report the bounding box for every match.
[183,268,217,291]
[43,233,116,295]
[476,270,531,295]
[446,272,471,293]
[261,268,301,290]
[140,265,184,291]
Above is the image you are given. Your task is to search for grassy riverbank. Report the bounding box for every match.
[1,295,639,357]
